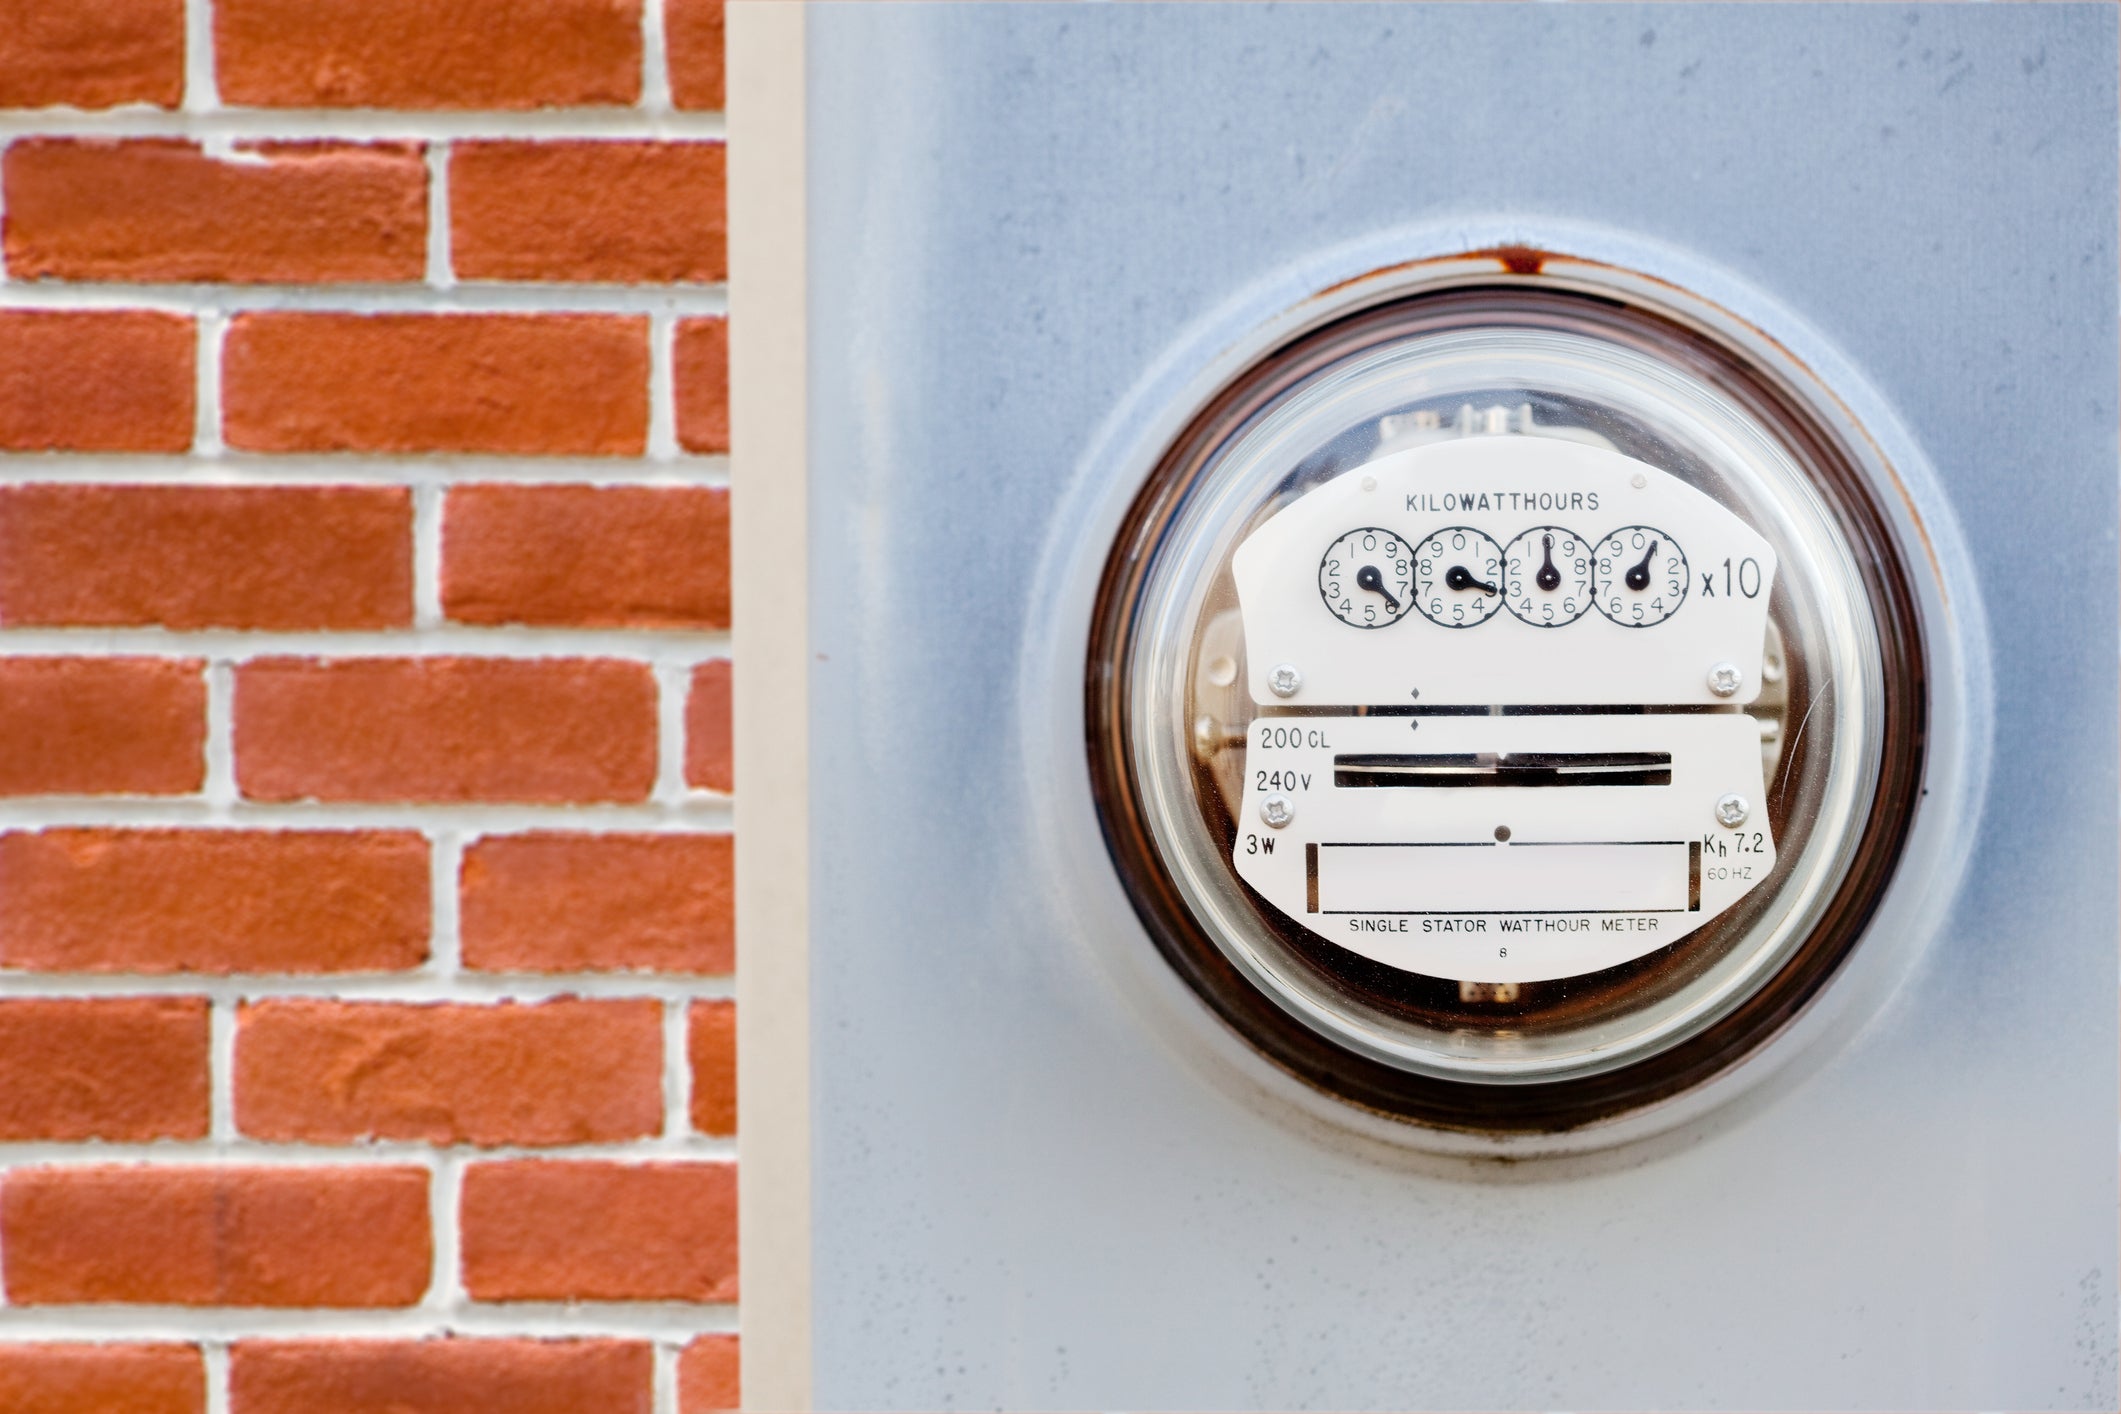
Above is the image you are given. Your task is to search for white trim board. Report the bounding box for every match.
[728,3,811,1409]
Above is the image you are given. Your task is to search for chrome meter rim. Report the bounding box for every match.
[1085,286,1928,1132]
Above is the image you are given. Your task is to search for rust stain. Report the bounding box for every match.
[1470,244,1549,276]
[1309,246,1553,305]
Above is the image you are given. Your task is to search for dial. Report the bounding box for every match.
[1502,525,1592,627]
[1317,526,1414,629]
[1595,525,1689,627]
[1411,526,1505,628]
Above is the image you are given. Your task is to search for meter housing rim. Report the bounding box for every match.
[1085,277,1930,1135]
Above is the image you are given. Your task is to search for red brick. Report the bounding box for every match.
[0,1343,203,1414]
[666,0,725,112]
[673,318,728,454]
[688,999,734,1137]
[685,659,732,791]
[0,0,182,110]
[442,485,728,628]
[0,998,208,1140]
[230,1340,651,1414]
[678,1336,738,1414]
[0,486,411,629]
[5,140,426,283]
[235,657,657,804]
[451,142,724,283]
[0,658,203,796]
[215,0,640,110]
[460,1161,736,1302]
[460,832,732,974]
[2,1165,430,1306]
[236,999,662,1147]
[0,829,428,974]
[222,313,646,455]
[0,310,192,452]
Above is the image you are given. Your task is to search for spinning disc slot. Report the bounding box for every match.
[1333,751,1673,788]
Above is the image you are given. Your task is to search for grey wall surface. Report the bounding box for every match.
[804,5,2119,1408]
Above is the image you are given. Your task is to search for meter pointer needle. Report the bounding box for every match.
[1444,564,1498,596]
[1355,564,1402,613]
[1536,533,1562,592]
[1625,540,1658,592]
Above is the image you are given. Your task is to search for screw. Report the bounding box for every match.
[1707,662,1742,698]
[1260,795,1295,829]
[1268,663,1302,698]
[1715,793,1750,828]
[1630,471,1648,489]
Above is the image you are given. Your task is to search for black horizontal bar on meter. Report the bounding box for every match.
[1332,751,1673,788]
[1318,909,1691,916]
[1319,840,1686,847]
[1252,704,1746,717]
[1512,839,1687,847]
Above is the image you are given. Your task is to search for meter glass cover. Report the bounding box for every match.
[1089,289,1925,1129]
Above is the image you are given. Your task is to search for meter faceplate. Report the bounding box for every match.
[1227,437,1778,980]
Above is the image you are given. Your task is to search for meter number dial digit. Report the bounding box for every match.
[1411,526,1504,628]
[1318,527,1414,629]
[1595,525,1689,627]
[1502,525,1592,627]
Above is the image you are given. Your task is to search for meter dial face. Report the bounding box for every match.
[1596,525,1689,627]
[1411,526,1504,628]
[1318,527,1413,629]
[1502,525,1592,627]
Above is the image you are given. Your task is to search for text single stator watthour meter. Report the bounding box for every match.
[1089,286,1928,1132]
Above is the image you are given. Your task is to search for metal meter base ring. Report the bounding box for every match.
[1086,280,1929,1134]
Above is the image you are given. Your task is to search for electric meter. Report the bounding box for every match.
[1088,287,1926,1131]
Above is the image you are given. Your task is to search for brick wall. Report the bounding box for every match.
[0,2,737,1411]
